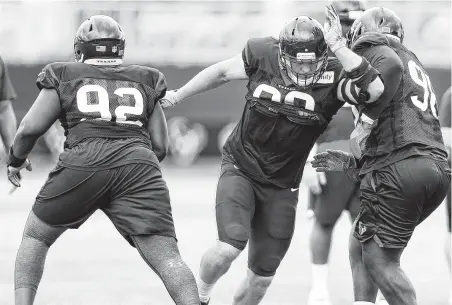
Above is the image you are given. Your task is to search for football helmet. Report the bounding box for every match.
[347,7,404,48]
[330,0,366,35]
[279,16,328,87]
[74,15,125,62]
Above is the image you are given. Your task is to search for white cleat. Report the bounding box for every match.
[307,290,332,305]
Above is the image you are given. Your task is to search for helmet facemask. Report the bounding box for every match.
[279,41,328,88]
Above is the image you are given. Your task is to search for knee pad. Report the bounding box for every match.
[249,255,281,277]
[216,202,250,250]
[223,223,248,249]
[23,212,63,247]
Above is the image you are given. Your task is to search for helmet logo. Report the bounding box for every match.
[380,26,391,34]
[296,52,315,60]
[96,45,106,52]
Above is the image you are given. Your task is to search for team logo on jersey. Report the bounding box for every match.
[317,71,335,84]
[112,46,118,53]
[358,221,367,235]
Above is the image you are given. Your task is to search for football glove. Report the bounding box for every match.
[324,5,347,53]
[159,90,182,109]
[311,149,357,172]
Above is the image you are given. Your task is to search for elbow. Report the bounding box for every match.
[154,147,168,162]
[153,142,169,162]
[366,77,385,104]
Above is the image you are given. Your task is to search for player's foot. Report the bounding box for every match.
[200,300,209,305]
[307,289,332,305]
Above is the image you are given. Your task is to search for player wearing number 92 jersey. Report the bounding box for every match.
[8,15,202,305]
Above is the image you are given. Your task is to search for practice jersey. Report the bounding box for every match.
[36,61,167,170]
[350,34,448,175]
[223,37,344,188]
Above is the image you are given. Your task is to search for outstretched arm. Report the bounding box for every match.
[324,5,384,104]
[160,54,248,107]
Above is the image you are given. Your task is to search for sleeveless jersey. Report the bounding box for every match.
[350,34,448,175]
[37,62,167,170]
[223,37,344,188]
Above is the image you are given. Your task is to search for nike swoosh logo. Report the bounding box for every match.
[233,165,239,170]
[291,188,299,192]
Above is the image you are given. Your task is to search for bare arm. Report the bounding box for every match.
[12,88,61,159]
[0,100,17,152]
[174,53,248,102]
[147,102,169,162]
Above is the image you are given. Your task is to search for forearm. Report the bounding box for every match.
[176,64,230,101]
[333,47,364,72]
[0,100,17,151]
[11,133,39,159]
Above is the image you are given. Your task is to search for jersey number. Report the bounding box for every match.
[408,60,438,118]
[76,85,144,126]
[252,84,315,111]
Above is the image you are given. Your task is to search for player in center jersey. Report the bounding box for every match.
[160,7,384,305]
[6,15,200,305]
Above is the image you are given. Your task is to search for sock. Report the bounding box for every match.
[353,302,375,305]
[311,263,329,293]
[197,276,214,302]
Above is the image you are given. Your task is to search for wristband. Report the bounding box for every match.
[7,147,26,168]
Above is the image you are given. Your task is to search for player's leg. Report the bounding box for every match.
[308,172,358,304]
[348,227,379,303]
[16,165,109,305]
[356,158,450,305]
[198,162,255,304]
[15,211,66,305]
[104,163,199,305]
[445,186,451,271]
[446,187,452,305]
[132,235,199,305]
[232,185,298,305]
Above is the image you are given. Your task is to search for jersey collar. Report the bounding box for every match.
[84,58,123,66]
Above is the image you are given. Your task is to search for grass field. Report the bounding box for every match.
[0,156,450,305]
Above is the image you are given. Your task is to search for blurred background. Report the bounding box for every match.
[0,0,450,162]
[0,1,450,305]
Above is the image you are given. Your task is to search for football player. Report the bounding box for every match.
[0,55,17,161]
[302,1,365,304]
[7,15,200,305]
[312,7,451,305]
[439,86,451,305]
[160,7,384,305]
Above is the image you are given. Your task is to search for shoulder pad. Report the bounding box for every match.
[128,65,167,98]
[36,62,68,91]
[316,57,343,85]
[352,33,390,52]
[243,37,280,74]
